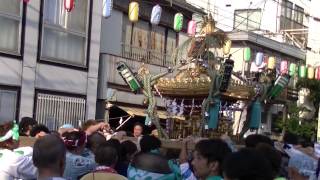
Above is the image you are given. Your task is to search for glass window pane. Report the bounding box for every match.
[0,16,19,53]
[0,0,20,15]
[42,27,86,66]
[44,0,87,33]
[0,90,17,123]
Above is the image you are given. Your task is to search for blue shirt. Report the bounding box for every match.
[63,152,95,180]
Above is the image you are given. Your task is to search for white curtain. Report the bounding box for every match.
[0,90,17,123]
[42,0,88,66]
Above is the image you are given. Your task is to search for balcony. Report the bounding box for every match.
[121,44,174,67]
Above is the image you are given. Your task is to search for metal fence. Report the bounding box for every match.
[35,93,86,130]
[121,44,173,67]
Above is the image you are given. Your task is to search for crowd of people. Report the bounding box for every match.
[0,117,319,180]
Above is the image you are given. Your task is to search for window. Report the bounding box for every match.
[0,0,22,55]
[0,89,18,123]
[281,0,293,19]
[122,15,177,67]
[41,0,90,67]
[35,93,86,130]
[294,5,303,24]
[234,9,262,31]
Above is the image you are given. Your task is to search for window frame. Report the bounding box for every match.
[233,9,262,31]
[0,85,20,123]
[37,0,93,70]
[121,13,178,67]
[0,1,26,59]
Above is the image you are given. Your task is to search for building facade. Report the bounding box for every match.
[0,0,102,129]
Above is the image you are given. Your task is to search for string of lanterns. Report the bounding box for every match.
[243,47,320,80]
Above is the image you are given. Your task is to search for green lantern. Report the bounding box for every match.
[299,65,307,78]
[289,63,296,76]
[174,13,183,32]
[267,75,290,99]
[249,101,262,129]
[116,62,141,93]
[208,97,220,129]
[243,47,251,62]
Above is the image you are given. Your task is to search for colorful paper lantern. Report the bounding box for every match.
[243,47,251,62]
[267,56,276,70]
[280,60,288,74]
[249,101,262,129]
[64,0,75,12]
[223,40,232,55]
[150,4,162,25]
[173,13,183,32]
[316,67,320,80]
[208,98,220,129]
[307,66,315,79]
[128,1,139,23]
[116,62,141,93]
[187,20,196,36]
[299,65,307,78]
[102,0,113,18]
[289,63,296,76]
[267,74,290,99]
[255,52,264,66]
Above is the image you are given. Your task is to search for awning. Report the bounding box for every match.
[117,105,185,121]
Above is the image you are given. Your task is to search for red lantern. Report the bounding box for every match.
[316,67,320,80]
[64,0,75,12]
[23,0,30,3]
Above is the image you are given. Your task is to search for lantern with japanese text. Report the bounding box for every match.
[267,56,276,70]
[299,65,307,78]
[307,66,315,79]
[128,1,139,23]
[187,20,196,36]
[150,4,162,25]
[64,0,75,12]
[174,13,183,32]
[280,60,288,74]
[102,0,113,18]
[223,39,232,55]
[255,52,263,66]
[243,47,251,62]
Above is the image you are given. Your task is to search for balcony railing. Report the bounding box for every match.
[121,44,173,67]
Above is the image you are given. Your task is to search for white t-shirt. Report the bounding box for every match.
[0,147,37,180]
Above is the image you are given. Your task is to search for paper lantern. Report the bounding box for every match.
[267,75,290,99]
[267,56,276,70]
[208,98,220,129]
[299,65,307,78]
[187,20,196,36]
[64,0,75,12]
[223,40,232,55]
[128,1,139,23]
[316,67,320,80]
[116,62,141,93]
[255,52,264,66]
[174,13,183,32]
[249,101,262,130]
[280,60,288,74]
[102,0,113,18]
[243,47,251,62]
[307,67,315,79]
[289,63,296,76]
[150,4,162,25]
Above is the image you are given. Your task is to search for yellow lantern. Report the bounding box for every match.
[128,1,139,23]
[267,56,276,69]
[223,40,232,55]
[307,66,315,79]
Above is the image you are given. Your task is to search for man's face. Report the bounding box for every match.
[191,150,212,179]
[133,125,143,137]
